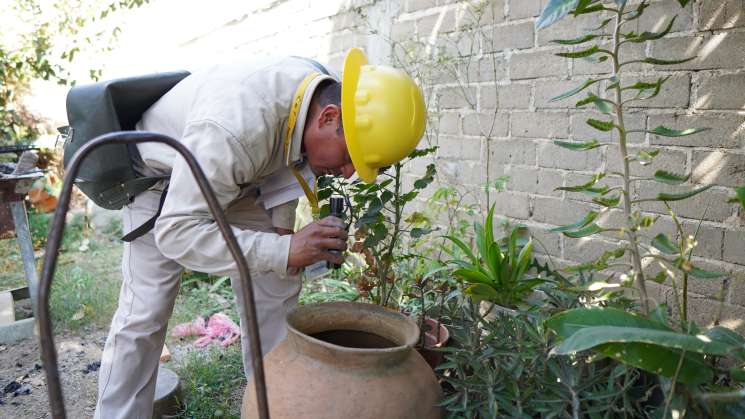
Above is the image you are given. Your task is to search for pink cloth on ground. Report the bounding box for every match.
[171,312,241,348]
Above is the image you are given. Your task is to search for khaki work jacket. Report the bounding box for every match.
[133,57,336,279]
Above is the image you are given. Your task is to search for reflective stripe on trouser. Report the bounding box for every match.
[94,189,301,419]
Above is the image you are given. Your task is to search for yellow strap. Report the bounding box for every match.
[291,168,318,216]
[285,72,321,218]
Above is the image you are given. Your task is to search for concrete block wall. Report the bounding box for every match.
[168,0,744,330]
[381,0,745,331]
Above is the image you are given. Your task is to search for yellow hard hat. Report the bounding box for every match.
[341,48,426,183]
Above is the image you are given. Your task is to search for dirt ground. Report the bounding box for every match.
[0,223,247,418]
[0,329,106,418]
[0,330,208,418]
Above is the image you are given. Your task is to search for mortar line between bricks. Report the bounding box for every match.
[398,4,457,21]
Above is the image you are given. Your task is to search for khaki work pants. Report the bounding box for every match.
[94,189,301,419]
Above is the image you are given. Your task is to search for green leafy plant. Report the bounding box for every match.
[2,0,150,145]
[537,0,723,316]
[537,1,745,416]
[444,205,542,309]
[545,304,745,417]
[318,146,438,308]
[336,1,511,315]
[436,287,648,419]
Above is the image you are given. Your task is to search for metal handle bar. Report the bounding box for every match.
[38,131,269,419]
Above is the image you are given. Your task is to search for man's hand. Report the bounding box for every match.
[288,216,347,268]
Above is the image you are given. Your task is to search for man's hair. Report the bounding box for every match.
[311,79,344,135]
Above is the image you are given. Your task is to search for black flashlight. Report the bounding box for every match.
[327,196,345,269]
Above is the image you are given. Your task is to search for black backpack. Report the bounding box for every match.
[62,58,330,241]
[62,71,190,210]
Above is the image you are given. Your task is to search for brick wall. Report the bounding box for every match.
[378,0,745,330]
[126,0,745,330]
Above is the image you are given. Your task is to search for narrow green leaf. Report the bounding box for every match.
[436,393,461,406]
[583,185,612,197]
[514,278,545,294]
[653,170,690,185]
[444,235,478,265]
[643,56,697,66]
[625,16,677,43]
[590,17,613,31]
[550,78,600,102]
[485,204,496,251]
[566,248,625,272]
[549,211,599,233]
[593,194,620,207]
[573,2,605,16]
[453,268,494,286]
[587,118,615,132]
[637,149,660,166]
[625,2,649,21]
[627,76,671,102]
[729,186,745,209]
[656,185,712,202]
[556,173,605,193]
[651,233,679,255]
[563,223,602,238]
[622,77,670,92]
[553,139,605,151]
[513,240,534,284]
[551,34,600,45]
[465,283,500,300]
[536,0,580,29]
[408,146,438,159]
[486,242,501,283]
[474,222,488,269]
[576,93,614,114]
[688,266,726,279]
[410,227,433,238]
[557,45,603,59]
[508,227,519,266]
[677,0,691,6]
[649,126,709,137]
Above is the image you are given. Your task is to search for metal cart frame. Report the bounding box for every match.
[38,132,269,418]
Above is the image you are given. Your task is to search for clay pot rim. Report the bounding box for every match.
[421,317,450,349]
[286,301,419,354]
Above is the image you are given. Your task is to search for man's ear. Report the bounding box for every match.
[320,104,341,126]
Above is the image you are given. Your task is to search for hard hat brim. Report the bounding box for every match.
[341,48,378,184]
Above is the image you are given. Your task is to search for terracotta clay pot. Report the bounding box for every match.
[416,318,450,369]
[242,302,442,419]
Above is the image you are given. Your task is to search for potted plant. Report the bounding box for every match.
[444,204,545,319]
[316,146,451,364]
